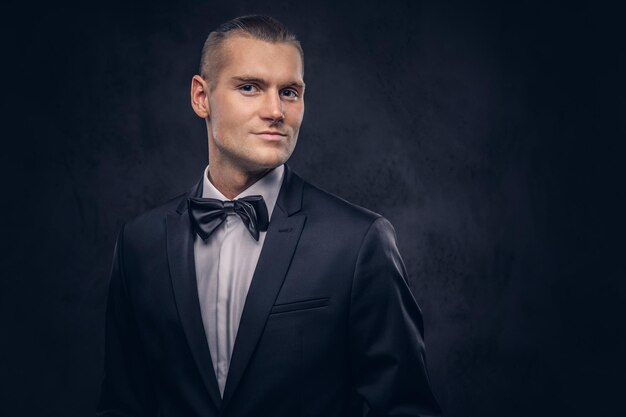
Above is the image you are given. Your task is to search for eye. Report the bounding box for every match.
[239,84,259,93]
[280,89,299,100]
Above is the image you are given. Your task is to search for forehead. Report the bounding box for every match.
[218,35,304,84]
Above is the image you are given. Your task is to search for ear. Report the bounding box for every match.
[191,75,210,119]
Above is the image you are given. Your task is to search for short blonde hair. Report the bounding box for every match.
[199,15,304,91]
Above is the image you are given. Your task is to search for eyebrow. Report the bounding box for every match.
[231,75,306,90]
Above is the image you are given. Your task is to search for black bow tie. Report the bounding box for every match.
[188,195,270,241]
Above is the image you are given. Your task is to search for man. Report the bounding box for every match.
[97,15,441,417]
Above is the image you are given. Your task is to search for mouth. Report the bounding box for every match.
[254,131,287,141]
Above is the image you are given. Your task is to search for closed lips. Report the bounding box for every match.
[256,131,286,136]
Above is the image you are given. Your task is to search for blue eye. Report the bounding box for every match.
[240,84,258,93]
[281,89,298,99]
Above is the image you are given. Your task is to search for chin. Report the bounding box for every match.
[246,148,292,170]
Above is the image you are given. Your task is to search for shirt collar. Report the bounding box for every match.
[201,164,285,220]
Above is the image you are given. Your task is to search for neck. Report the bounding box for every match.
[207,159,272,200]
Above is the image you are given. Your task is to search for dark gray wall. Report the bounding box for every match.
[2,1,624,416]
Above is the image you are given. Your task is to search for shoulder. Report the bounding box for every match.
[120,190,188,245]
[304,179,378,215]
[298,176,393,239]
[296,175,403,278]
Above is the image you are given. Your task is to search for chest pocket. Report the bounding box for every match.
[270,297,329,315]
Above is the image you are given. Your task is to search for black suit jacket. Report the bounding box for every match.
[96,164,441,417]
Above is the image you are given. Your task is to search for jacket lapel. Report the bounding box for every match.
[221,164,306,409]
[166,178,222,409]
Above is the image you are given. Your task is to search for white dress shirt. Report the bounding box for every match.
[193,164,285,397]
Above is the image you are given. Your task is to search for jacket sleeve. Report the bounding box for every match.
[96,225,157,417]
[349,217,442,417]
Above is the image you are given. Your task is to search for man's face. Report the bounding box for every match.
[206,35,305,172]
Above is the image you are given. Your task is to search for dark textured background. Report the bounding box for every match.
[2,1,624,416]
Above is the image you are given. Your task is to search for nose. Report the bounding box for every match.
[261,89,284,122]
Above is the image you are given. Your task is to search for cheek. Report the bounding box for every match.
[288,105,305,127]
[212,103,250,139]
